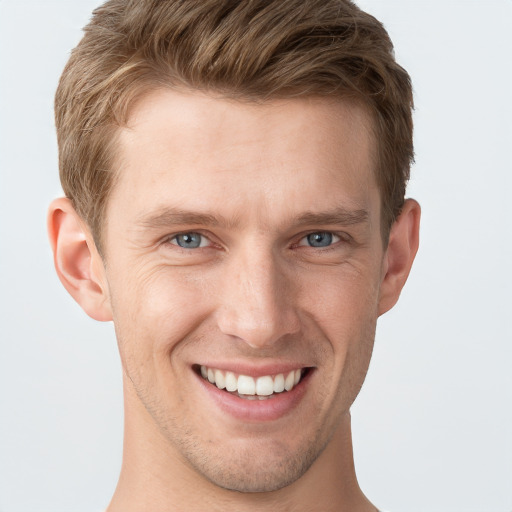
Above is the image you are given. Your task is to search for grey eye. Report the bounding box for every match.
[172,232,205,249]
[306,232,334,247]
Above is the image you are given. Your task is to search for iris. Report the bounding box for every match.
[307,232,333,247]
[174,232,203,248]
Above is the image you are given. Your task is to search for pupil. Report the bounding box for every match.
[307,232,332,247]
[177,233,201,248]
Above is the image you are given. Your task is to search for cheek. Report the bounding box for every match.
[109,265,213,364]
[302,262,381,334]
[301,265,380,393]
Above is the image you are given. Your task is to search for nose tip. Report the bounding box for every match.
[218,306,301,349]
[215,259,301,349]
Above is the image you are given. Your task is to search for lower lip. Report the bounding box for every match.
[194,370,311,422]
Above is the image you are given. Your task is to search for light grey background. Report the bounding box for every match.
[0,1,510,511]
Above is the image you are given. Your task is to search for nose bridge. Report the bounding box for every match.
[216,242,300,348]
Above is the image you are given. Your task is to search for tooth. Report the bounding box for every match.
[215,369,226,389]
[273,373,285,393]
[256,376,274,396]
[237,375,256,395]
[225,371,237,392]
[201,366,303,395]
[284,371,295,391]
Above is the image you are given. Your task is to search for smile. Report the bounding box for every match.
[198,365,307,400]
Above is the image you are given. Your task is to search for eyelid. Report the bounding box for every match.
[296,231,343,247]
[165,231,214,249]
[161,229,349,251]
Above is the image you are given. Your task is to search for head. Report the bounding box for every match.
[49,0,420,500]
[55,0,413,254]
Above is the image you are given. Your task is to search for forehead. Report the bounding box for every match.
[108,89,379,232]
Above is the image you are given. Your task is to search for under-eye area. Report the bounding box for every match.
[194,365,312,400]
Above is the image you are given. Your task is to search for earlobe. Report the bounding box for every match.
[47,197,112,321]
[378,198,421,316]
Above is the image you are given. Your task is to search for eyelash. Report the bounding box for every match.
[168,232,211,249]
[164,230,348,251]
[295,232,342,249]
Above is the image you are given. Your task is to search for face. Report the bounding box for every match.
[102,89,386,492]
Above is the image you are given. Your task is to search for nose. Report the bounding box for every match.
[215,247,301,349]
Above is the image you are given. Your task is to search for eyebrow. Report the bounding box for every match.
[135,208,241,230]
[135,206,369,231]
[294,208,369,227]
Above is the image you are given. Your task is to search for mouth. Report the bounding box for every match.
[194,364,312,401]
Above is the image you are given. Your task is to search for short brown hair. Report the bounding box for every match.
[55,0,413,252]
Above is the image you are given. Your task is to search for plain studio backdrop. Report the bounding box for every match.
[0,1,511,511]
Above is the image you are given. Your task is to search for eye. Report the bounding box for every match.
[298,232,341,248]
[169,232,210,249]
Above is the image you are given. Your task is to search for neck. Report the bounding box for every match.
[107,384,376,512]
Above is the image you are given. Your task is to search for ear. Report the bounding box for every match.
[47,197,112,321]
[378,198,421,316]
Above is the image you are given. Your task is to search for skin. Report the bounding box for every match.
[48,89,420,512]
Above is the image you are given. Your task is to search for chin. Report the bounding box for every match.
[187,436,324,494]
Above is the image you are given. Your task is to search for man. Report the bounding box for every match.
[48,0,420,510]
